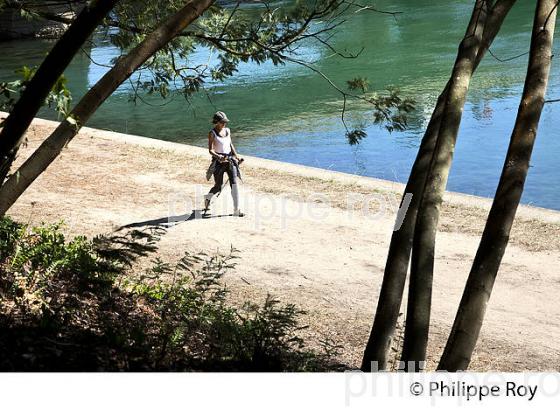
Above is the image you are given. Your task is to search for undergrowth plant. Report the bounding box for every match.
[0,217,343,371]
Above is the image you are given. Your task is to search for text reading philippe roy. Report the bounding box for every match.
[427,381,537,401]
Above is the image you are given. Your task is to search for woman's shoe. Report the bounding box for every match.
[233,209,244,217]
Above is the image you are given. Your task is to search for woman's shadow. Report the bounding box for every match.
[116,209,232,231]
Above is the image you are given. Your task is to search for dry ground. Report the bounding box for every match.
[5,115,560,371]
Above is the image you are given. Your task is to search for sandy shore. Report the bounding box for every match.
[4,114,560,371]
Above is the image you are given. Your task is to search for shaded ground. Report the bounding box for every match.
[5,115,560,371]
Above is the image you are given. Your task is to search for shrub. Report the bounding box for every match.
[126,250,340,371]
[0,217,343,371]
[0,218,123,318]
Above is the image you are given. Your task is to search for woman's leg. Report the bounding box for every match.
[205,163,225,209]
[226,164,243,216]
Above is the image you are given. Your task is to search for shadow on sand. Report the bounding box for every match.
[116,209,235,231]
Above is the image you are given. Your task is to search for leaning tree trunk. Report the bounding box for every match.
[438,0,557,371]
[360,0,517,373]
[0,0,121,183]
[360,86,447,371]
[399,0,489,372]
[0,0,215,217]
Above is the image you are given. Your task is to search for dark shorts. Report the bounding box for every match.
[209,159,237,194]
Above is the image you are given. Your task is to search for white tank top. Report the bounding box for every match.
[211,128,232,154]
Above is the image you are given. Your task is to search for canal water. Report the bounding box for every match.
[1,0,559,209]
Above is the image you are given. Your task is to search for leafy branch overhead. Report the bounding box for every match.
[345,78,415,144]
[103,0,361,101]
[3,0,414,141]
[1,66,72,120]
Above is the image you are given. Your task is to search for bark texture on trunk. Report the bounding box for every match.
[0,0,120,182]
[0,0,215,216]
[438,0,557,372]
[361,0,517,372]
[400,0,489,372]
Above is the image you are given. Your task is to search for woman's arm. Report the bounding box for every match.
[231,141,239,158]
[229,131,243,161]
[231,142,244,162]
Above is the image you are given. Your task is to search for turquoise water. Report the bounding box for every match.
[1,0,560,209]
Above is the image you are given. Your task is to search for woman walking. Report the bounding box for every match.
[204,111,245,217]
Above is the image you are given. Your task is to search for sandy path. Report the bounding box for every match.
[4,115,560,371]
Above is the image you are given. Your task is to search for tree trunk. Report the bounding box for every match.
[0,0,120,182]
[400,0,489,372]
[0,0,215,217]
[438,0,557,371]
[361,0,517,372]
